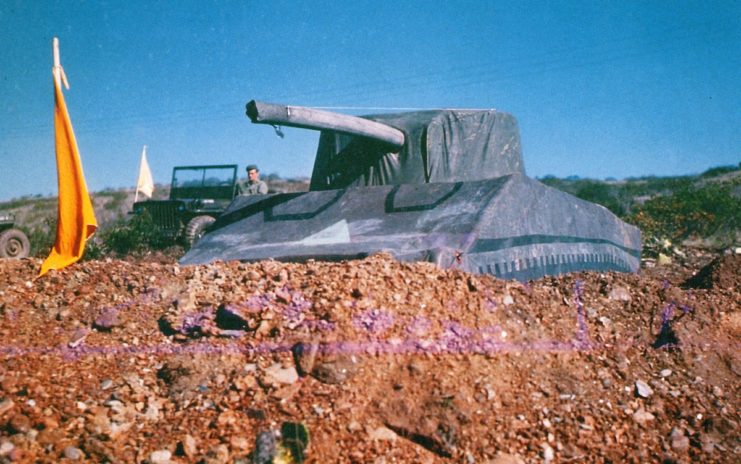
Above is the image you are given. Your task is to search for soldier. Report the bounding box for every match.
[236,164,268,195]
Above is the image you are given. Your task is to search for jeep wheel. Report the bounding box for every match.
[0,228,31,259]
[184,215,216,247]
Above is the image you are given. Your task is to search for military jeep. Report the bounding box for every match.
[132,164,238,247]
[0,212,30,259]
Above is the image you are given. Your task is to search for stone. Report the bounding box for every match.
[8,413,31,433]
[608,286,631,302]
[263,363,299,386]
[0,441,14,456]
[180,434,197,457]
[149,449,172,464]
[632,408,655,426]
[542,443,555,463]
[488,453,526,464]
[63,446,84,460]
[347,421,362,432]
[670,428,689,451]
[251,432,278,464]
[369,426,397,441]
[635,380,653,398]
[202,444,229,464]
[68,328,89,348]
[311,354,360,385]
[0,398,14,416]
[659,369,672,378]
[292,341,319,377]
[230,435,250,451]
[94,308,121,330]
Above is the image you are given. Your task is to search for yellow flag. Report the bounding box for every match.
[136,145,154,199]
[39,68,98,276]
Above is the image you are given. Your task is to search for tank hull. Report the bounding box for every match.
[181,174,640,281]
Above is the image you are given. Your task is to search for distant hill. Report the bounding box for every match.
[1,166,738,257]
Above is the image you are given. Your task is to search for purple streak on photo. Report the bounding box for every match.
[440,320,475,353]
[573,280,592,348]
[1,278,622,361]
[660,302,675,326]
[406,316,432,337]
[678,303,694,315]
[180,309,214,335]
[352,308,395,335]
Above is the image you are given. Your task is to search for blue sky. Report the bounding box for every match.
[1,0,739,201]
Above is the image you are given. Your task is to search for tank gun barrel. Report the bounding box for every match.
[246,100,405,149]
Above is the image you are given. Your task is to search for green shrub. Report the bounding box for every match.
[627,183,740,243]
[573,181,626,216]
[21,217,57,258]
[86,211,171,258]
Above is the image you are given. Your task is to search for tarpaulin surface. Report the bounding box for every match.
[310,110,524,190]
[182,174,641,281]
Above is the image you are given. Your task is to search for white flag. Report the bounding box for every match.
[136,145,154,199]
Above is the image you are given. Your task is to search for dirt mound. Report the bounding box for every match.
[0,252,739,463]
[684,254,741,291]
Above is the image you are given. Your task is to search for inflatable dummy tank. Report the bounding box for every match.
[181,100,641,281]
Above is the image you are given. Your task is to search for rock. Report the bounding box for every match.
[93,307,121,330]
[541,443,554,463]
[347,421,362,432]
[635,380,653,398]
[68,327,89,348]
[0,441,14,456]
[263,363,299,386]
[369,426,398,441]
[659,369,672,378]
[0,398,14,416]
[311,353,360,385]
[657,253,672,266]
[8,413,31,433]
[670,428,689,451]
[149,449,172,464]
[230,435,250,451]
[608,286,631,302]
[63,446,84,460]
[632,408,655,426]
[292,341,319,377]
[202,444,229,464]
[488,453,526,464]
[180,434,197,457]
[36,428,65,449]
[251,431,278,464]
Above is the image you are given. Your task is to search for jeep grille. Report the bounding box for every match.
[139,201,182,231]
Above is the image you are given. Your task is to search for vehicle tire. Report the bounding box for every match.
[0,228,31,259]
[184,215,216,248]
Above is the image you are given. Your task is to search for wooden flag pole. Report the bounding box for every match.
[52,37,69,89]
[134,145,141,204]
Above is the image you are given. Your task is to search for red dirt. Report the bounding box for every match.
[0,249,738,463]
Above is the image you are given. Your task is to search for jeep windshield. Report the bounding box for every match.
[170,165,237,201]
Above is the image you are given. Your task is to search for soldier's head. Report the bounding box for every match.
[246,164,259,182]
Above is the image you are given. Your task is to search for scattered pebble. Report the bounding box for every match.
[368,426,397,441]
[635,380,653,398]
[632,409,655,426]
[263,363,299,385]
[149,449,172,464]
[63,446,84,460]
